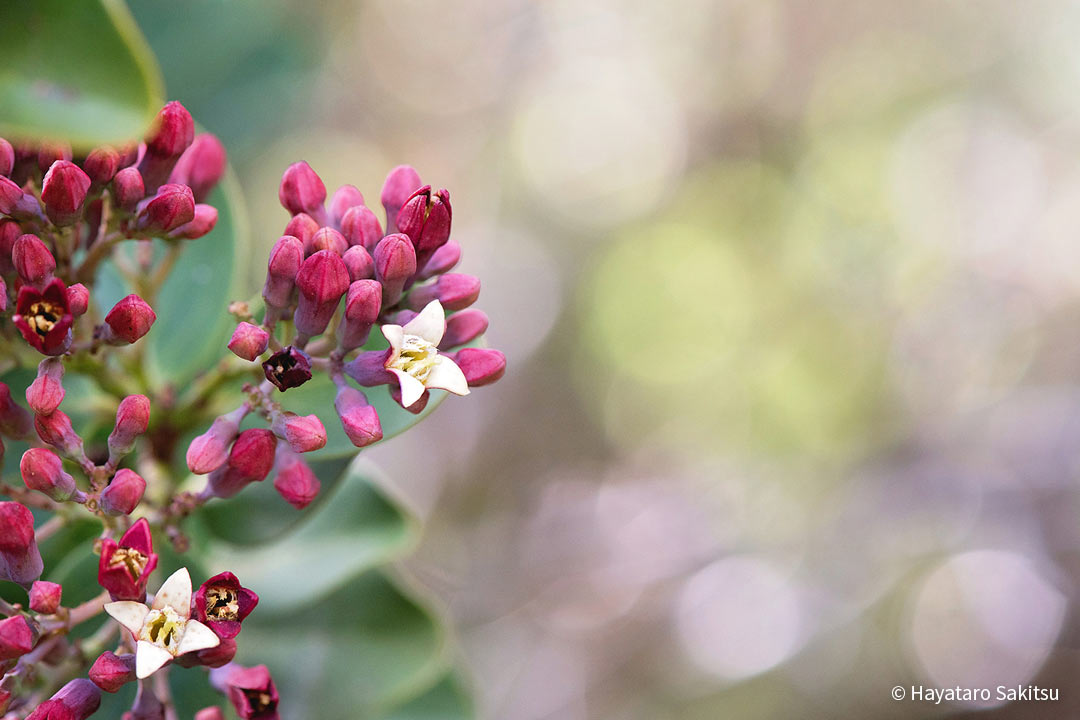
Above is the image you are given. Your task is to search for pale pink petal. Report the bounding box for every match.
[152,567,192,616]
[402,300,446,345]
[390,368,426,408]
[425,356,470,396]
[176,619,220,655]
[381,324,405,354]
[135,641,173,678]
[104,601,148,634]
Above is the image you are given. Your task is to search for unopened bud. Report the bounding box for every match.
[380,165,422,234]
[227,322,270,361]
[136,183,195,233]
[343,350,395,387]
[340,204,383,252]
[0,218,19,274]
[20,447,78,501]
[89,651,136,692]
[262,235,304,311]
[270,412,326,453]
[0,383,32,439]
[186,407,246,474]
[278,161,326,220]
[111,167,145,211]
[284,213,319,249]
[397,186,452,267]
[104,294,156,344]
[26,357,65,415]
[453,348,506,387]
[139,101,195,191]
[334,386,383,448]
[37,142,72,172]
[0,615,34,661]
[108,394,151,461]
[29,678,101,720]
[272,446,320,509]
[439,309,489,350]
[408,273,480,312]
[0,176,21,215]
[293,250,349,339]
[41,161,91,225]
[195,708,226,720]
[29,580,62,614]
[373,233,416,307]
[168,203,218,240]
[418,238,461,280]
[12,234,56,286]
[66,283,89,316]
[83,146,120,185]
[169,133,226,202]
[338,279,381,351]
[329,184,365,228]
[0,502,42,587]
[342,245,374,281]
[33,411,84,460]
[100,469,146,516]
[309,227,348,256]
[0,138,12,177]
[204,428,276,499]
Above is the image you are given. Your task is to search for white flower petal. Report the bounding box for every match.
[390,369,427,408]
[176,619,220,656]
[381,324,405,353]
[152,567,192,617]
[104,601,148,635]
[425,356,471,396]
[403,300,446,345]
[135,640,173,679]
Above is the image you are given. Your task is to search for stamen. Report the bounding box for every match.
[206,586,240,621]
[26,301,62,336]
[389,334,439,382]
[109,548,149,582]
[141,607,185,652]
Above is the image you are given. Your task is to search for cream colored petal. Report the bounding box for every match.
[390,369,426,408]
[152,567,192,617]
[425,356,471,396]
[135,641,173,679]
[403,300,446,345]
[104,601,149,635]
[176,619,220,656]
[381,324,405,353]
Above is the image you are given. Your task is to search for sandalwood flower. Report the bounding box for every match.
[381,300,469,408]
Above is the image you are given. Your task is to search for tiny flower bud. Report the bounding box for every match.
[309,227,348,256]
[83,146,121,185]
[108,394,151,461]
[222,664,280,720]
[33,411,85,460]
[0,383,32,439]
[0,218,20,273]
[37,142,72,172]
[0,276,5,311]
[100,469,146,515]
[169,133,226,202]
[193,571,259,640]
[136,183,195,233]
[28,678,102,720]
[273,446,320,510]
[66,283,89,316]
[228,322,270,361]
[261,346,312,391]
[21,447,78,501]
[168,203,218,240]
[26,357,65,415]
[112,167,145,211]
[334,386,383,448]
[381,165,422,234]
[342,245,374,281]
[343,350,395,387]
[29,580,62,613]
[453,348,507,386]
[337,279,381,351]
[440,309,489,350]
[41,161,91,226]
[0,502,43,587]
[13,234,56,286]
[329,184,366,227]
[283,213,319,249]
[407,273,480,311]
[293,250,349,339]
[0,615,35,660]
[373,233,416,307]
[340,205,384,252]
[396,186,452,267]
[186,407,246,474]
[270,412,326,453]
[104,294,156,344]
[97,518,157,601]
[195,708,226,720]
[89,651,136,692]
[0,176,21,215]
[0,138,12,177]
[204,428,276,499]
[418,238,461,280]
[139,101,195,192]
[262,235,304,311]
[177,637,236,668]
[278,161,326,220]
[13,279,73,355]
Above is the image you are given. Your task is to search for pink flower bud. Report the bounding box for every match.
[104,294,156,344]
[204,428,277,500]
[407,273,480,311]
[0,616,34,661]
[329,184,365,227]
[343,350,395,387]
[100,469,146,516]
[66,283,89,316]
[278,161,326,219]
[340,204,383,252]
[396,186,452,267]
[187,408,246,475]
[0,176,21,215]
[139,101,195,192]
[193,571,259,639]
[342,245,374,281]
[37,142,72,172]
[176,636,236,668]
[338,279,381,351]
[283,213,319,249]
[28,679,101,720]
[271,412,326,453]
[136,183,195,233]
[0,382,32,439]
[453,348,506,387]
[21,447,78,501]
[440,309,489,350]
[41,161,91,226]
[418,238,461,280]
[380,165,422,234]
[0,138,12,177]
[262,346,312,391]
[309,227,348,256]
[33,411,84,460]
[13,234,56,286]
[293,250,349,338]
[13,278,73,356]
[373,233,416,307]
[168,203,218,239]
[195,708,226,720]
[222,664,280,720]
[0,276,5,312]
[108,394,151,461]
[83,146,120,185]
[29,580,62,614]
[335,386,383,448]
[0,218,20,273]
[0,502,42,587]
[273,445,320,510]
[111,167,145,211]
[26,357,65,415]
[169,133,226,202]
[262,235,304,311]
[89,651,136,692]
[390,384,430,413]
[228,322,270,361]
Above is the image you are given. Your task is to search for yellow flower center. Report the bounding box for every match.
[141,606,186,653]
[206,586,240,621]
[27,301,63,336]
[389,334,439,382]
[109,548,149,582]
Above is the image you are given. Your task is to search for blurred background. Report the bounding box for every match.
[133,1,1080,717]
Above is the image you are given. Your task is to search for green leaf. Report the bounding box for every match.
[378,672,476,720]
[0,0,164,149]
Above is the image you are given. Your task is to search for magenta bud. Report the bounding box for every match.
[396,186,452,266]
[440,309,489,349]
[41,161,91,226]
[228,322,270,361]
[195,708,226,720]
[137,183,195,233]
[100,469,146,516]
[329,184,365,227]
[418,238,461,280]
[89,651,136,692]
[335,387,383,448]
[390,384,430,413]
[262,235,304,311]
[271,412,326,453]
[284,213,319,249]
[146,102,195,158]
[338,279,381,351]
[12,234,56,286]
[26,357,65,415]
[0,218,20,273]
[29,678,101,720]
[37,142,72,172]
[343,349,395,387]
[293,250,350,338]
[178,636,236,668]
[186,407,245,474]
[278,161,326,219]
[380,165,422,234]
[33,411,85,460]
[408,273,480,312]
[111,167,145,211]
[342,245,374,281]
[309,227,348,256]
[169,203,218,239]
[340,204,383,252]
[373,233,416,307]
[169,133,226,202]
[0,176,21,215]
[262,346,312,391]
[66,283,89,316]
[0,138,12,177]
[29,580,62,614]
[205,429,277,499]
[0,383,32,439]
[83,146,120,185]
[0,616,34,661]
[273,446,321,510]
[453,348,506,387]
[0,502,42,587]
[0,276,5,312]
[108,394,151,461]
[104,294,156,344]
[21,447,78,501]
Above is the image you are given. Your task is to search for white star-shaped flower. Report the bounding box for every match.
[104,567,220,678]
[382,300,470,408]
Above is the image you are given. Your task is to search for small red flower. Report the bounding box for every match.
[97,518,158,601]
[12,278,73,356]
[193,571,259,640]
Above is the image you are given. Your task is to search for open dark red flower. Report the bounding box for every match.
[97,518,158,601]
[193,571,259,639]
[12,278,73,356]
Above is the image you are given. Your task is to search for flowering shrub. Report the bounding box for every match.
[0,99,504,717]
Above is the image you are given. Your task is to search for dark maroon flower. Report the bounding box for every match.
[193,572,259,639]
[262,346,312,391]
[13,278,73,356]
[97,518,158,601]
[222,664,280,720]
